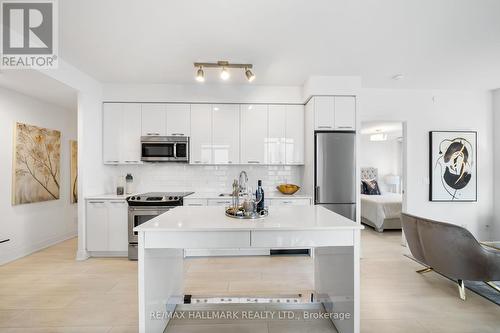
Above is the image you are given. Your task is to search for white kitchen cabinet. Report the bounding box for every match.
[207,198,232,206]
[268,105,286,165]
[107,200,129,252]
[103,103,123,164]
[190,104,213,164]
[212,104,240,164]
[269,198,311,206]
[166,104,190,136]
[314,96,335,130]
[334,96,356,130]
[86,199,128,254]
[121,104,142,164]
[86,200,108,251]
[103,103,142,164]
[183,198,207,206]
[285,105,305,164]
[241,104,268,165]
[141,103,166,136]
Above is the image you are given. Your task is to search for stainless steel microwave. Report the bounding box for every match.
[141,136,189,162]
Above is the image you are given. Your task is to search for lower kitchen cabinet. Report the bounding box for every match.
[86,199,128,254]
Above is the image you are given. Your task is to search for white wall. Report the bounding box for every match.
[360,89,495,239]
[0,87,77,264]
[493,89,500,239]
[43,59,104,260]
[104,83,303,104]
[359,135,402,193]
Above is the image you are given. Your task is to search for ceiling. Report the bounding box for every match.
[0,70,77,109]
[59,0,500,89]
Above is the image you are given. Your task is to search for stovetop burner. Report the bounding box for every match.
[127,192,194,206]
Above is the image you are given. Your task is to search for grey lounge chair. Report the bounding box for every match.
[401,213,500,300]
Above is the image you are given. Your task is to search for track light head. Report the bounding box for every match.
[245,68,255,82]
[195,66,205,82]
[220,67,230,80]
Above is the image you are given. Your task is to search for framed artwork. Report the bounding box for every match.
[429,131,477,202]
[12,122,61,205]
[70,140,78,204]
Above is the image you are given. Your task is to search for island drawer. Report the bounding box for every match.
[145,231,251,249]
[250,230,354,248]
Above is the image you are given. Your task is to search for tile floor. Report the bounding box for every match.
[0,228,498,332]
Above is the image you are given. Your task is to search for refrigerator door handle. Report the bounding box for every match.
[315,186,320,203]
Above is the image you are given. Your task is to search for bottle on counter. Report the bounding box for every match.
[125,173,134,195]
[256,180,265,212]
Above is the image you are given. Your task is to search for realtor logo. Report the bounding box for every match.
[1,0,58,68]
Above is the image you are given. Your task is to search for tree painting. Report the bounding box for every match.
[12,122,61,205]
[70,140,78,204]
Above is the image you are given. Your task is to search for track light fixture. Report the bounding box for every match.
[245,67,255,82]
[193,61,255,82]
[220,66,230,80]
[195,66,205,82]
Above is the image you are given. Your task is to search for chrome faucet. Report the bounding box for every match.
[238,170,248,194]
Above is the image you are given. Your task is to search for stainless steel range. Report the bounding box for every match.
[127,192,193,260]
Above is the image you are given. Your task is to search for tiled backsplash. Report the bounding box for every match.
[104,164,305,195]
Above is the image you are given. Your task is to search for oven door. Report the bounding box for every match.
[128,207,171,243]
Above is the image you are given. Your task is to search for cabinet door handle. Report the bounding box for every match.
[193,161,201,164]
[247,161,260,164]
[337,126,353,129]
[318,126,332,129]
[315,186,320,202]
[110,201,125,204]
[188,204,203,206]
[105,160,119,163]
[171,133,185,136]
[89,201,105,204]
[146,133,160,136]
[124,160,139,163]
[282,201,293,204]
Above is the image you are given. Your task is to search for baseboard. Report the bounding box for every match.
[0,231,77,265]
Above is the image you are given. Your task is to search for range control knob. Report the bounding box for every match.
[168,196,173,201]
[174,196,179,201]
[136,197,141,201]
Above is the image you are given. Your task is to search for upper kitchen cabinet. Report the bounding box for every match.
[241,104,268,164]
[334,96,356,130]
[141,104,166,136]
[267,105,285,164]
[285,105,305,164]
[314,96,335,130]
[166,104,191,136]
[313,96,356,131]
[190,104,213,164]
[103,103,142,164]
[103,103,123,164]
[212,104,240,164]
[121,104,142,163]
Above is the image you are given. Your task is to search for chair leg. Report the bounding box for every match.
[485,281,500,293]
[416,267,433,274]
[457,279,466,301]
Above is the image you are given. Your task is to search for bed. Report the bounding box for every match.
[360,167,402,232]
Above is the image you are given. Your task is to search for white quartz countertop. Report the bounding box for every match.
[134,206,362,232]
[185,192,312,200]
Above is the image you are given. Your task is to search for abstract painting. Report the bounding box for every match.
[429,131,477,202]
[12,122,61,205]
[70,140,78,204]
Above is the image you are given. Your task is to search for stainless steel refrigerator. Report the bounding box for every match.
[315,131,356,221]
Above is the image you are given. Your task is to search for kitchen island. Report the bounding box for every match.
[135,205,363,333]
